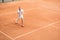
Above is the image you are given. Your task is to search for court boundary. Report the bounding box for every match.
[0,0,60,40]
[0,20,60,40]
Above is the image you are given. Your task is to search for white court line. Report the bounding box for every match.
[52,24,60,29]
[14,20,60,40]
[41,17,60,29]
[0,31,14,40]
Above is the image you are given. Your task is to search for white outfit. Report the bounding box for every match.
[16,9,24,23]
[18,9,24,18]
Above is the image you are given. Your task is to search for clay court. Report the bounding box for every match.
[0,0,60,40]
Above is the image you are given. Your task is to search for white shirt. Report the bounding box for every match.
[18,9,24,15]
[17,9,24,18]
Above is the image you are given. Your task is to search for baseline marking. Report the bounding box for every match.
[14,20,60,40]
[0,31,14,40]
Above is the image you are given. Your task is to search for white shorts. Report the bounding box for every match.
[19,15,23,19]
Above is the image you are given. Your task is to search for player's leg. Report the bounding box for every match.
[21,18,24,27]
[20,15,24,27]
[16,17,19,24]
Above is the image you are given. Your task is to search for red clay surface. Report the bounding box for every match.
[0,0,60,40]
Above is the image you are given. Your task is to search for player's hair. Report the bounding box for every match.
[19,7,21,10]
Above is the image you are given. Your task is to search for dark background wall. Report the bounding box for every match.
[0,0,20,3]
